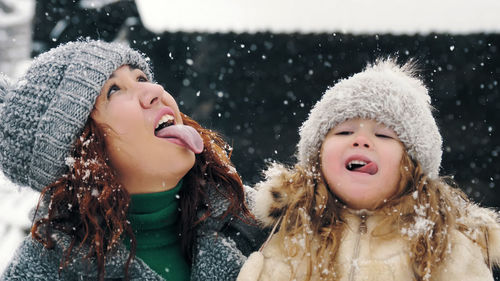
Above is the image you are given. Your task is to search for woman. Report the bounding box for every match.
[0,40,264,281]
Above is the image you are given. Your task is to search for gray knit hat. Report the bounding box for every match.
[298,58,442,178]
[0,40,153,191]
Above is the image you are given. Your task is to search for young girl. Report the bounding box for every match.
[237,59,500,281]
[0,40,264,281]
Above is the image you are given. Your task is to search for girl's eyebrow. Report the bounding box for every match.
[334,124,354,132]
[376,124,392,131]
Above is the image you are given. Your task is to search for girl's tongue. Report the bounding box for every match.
[155,125,204,154]
[353,162,378,175]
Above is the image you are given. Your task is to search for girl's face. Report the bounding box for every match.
[320,118,404,210]
[91,65,196,194]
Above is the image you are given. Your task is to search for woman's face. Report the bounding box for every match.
[320,118,404,210]
[91,65,196,194]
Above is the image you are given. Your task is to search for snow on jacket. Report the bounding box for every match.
[1,185,266,281]
[237,180,500,281]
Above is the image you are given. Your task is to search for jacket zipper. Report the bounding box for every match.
[348,212,368,281]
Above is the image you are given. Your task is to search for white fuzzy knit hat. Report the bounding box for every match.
[297,58,442,178]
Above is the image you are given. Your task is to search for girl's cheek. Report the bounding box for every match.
[321,150,337,173]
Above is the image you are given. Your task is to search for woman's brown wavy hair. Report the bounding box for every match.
[32,113,250,281]
[270,150,475,281]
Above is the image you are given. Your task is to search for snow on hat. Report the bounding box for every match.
[297,58,442,178]
[0,40,153,192]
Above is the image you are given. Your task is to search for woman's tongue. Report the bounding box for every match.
[352,162,378,175]
[155,125,204,154]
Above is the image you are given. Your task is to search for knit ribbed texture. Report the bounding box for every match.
[298,58,442,178]
[0,40,152,191]
[125,180,190,281]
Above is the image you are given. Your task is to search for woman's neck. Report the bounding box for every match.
[125,180,190,279]
[126,180,183,247]
[123,176,183,194]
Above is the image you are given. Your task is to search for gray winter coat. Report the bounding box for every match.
[1,186,265,281]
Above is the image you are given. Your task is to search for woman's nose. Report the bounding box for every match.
[138,83,164,108]
[352,134,372,148]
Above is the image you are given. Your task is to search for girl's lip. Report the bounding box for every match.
[344,154,379,175]
[153,107,176,131]
[344,154,374,167]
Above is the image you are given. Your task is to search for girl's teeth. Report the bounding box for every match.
[347,160,367,170]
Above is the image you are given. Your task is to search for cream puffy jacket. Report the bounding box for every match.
[237,181,500,281]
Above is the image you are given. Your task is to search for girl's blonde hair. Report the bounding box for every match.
[268,150,482,280]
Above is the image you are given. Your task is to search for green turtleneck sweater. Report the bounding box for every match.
[125,180,190,281]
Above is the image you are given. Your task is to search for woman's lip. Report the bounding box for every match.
[153,107,176,131]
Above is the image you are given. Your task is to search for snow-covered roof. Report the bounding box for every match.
[136,0,500,34]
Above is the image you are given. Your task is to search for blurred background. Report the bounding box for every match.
[0,0,499,276]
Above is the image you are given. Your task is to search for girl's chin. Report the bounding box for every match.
[345,202,374,210]
[341,195,380,210]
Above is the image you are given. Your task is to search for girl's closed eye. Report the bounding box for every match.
[336,131,353,136]
[375,127,398,139]
[375,133,392,139]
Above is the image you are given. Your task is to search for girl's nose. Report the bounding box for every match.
[138,83,164,108]
[352,134,372,149]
